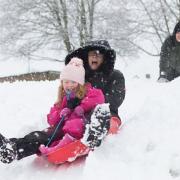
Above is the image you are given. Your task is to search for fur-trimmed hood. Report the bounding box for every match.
[65,40,116,76]
[171,21,180,45]
[173,21,180,36]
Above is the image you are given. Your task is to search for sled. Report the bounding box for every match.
[45,116,120,165]
[47,140,90,164]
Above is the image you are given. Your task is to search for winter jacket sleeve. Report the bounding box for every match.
[79,85,105,113]
[47,104,61,126]
[105,70,125,117]
[159,36,172,75]
[47,95,69,126]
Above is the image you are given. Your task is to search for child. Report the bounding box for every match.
[0,58,105,164]
[39,58,105,154]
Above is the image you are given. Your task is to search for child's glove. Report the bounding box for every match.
[60,108,71,119]
[74,106,84,117]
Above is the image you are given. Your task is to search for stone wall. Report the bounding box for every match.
[0,71,60,83]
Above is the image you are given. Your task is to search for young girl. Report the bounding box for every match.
[39,58,105,154]
[0,57,105,164]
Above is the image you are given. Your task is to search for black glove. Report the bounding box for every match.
[67,97,81,109]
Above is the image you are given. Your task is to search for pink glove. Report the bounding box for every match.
[60,108,71,119]
[74,106,84,117]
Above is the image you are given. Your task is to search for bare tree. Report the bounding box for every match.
[0,0,101,61]
[128,0,180,55]
[3,0,180,60]
[73,0,100,46]
[92,0,139,56]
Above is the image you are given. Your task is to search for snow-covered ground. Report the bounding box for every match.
[1,53,180,180]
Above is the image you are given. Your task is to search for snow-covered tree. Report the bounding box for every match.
[0,0,101,60]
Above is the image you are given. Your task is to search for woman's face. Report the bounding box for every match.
[88,50,104,70]
[62,80,79,92]
[176,32,180,42]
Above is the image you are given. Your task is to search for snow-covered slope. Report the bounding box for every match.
[1,73,180,179]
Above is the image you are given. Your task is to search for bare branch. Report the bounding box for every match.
[138,0,163,43]
[159,0,171,35]
[125,39,159,56]
[162,0,179,19]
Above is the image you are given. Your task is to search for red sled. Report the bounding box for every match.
[45,116,120,165]
[47,140,90,164]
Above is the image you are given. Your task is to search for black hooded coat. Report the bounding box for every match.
[65,40,125,118]
[159,21,180,80]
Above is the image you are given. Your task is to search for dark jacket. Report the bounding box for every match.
[159,22,180,81]
[65,40,125,118]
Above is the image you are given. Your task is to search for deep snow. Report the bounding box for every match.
[1,54,180,180]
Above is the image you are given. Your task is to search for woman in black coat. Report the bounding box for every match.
[65,40,125,144]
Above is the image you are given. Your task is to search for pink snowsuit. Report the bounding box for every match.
[47,83,105,141]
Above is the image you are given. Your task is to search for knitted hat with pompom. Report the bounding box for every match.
[60,57,85,85]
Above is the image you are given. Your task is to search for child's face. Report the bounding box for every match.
[62,80,79,92]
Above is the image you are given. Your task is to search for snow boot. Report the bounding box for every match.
[82,104,110,149]
[0,133,17,164]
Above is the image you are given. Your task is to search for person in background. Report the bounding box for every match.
[158,21,180,82]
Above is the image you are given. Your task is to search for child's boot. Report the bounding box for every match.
[0,133,17,164]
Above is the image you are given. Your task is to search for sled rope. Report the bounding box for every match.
[46,90,72,147]
[46,116,65,147]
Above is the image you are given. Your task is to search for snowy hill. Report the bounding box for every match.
[1,72,180,179]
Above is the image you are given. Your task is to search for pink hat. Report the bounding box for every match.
[60,57,85,85]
